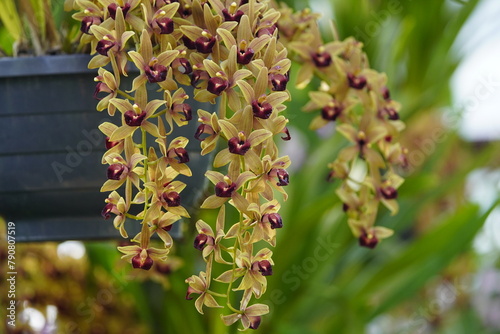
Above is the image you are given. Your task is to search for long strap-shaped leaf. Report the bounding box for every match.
[0,0,24,46]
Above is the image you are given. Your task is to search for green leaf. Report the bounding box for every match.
[354,202,496,318]
[0,0,23,42]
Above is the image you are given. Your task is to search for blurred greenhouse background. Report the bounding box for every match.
[2,0,500,333]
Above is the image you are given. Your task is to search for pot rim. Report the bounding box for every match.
[0,54,94,78]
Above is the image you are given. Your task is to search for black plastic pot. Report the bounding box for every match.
[0,55,213,241]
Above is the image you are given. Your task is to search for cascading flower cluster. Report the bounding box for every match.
[68,0,194,271]
[276,5,407,249]
[68,0,290,328]
[183,1,292,329]
[67,0,406,329]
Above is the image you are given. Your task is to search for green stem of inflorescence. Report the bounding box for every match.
[117,89,135,100]
[125,178,132,207]
[125,213,142,220]
[224,155,249,314]
[149,110,166,118]
[225,219,241,313]
[140,128,149,248]
[207,290,227,298]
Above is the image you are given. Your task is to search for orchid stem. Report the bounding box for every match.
[125,213,142,220]
[207,290,227,298]
[117,89,135,100]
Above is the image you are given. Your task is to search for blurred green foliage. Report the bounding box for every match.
[0,0,80,56]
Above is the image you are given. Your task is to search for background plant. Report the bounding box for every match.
[0,0,81,56]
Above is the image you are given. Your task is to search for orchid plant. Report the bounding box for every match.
[67,0,406,330]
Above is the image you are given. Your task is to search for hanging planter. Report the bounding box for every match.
[0,54,214,242]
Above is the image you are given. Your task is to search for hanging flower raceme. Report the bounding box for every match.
[71,0,215,281]
[71,0,405,329]
[181,5,295,328]
[276,3,406,249]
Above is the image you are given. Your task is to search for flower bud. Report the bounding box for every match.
[179,103,192,121]
[347,73,367,90]
[380,186,398,200]
[179,4,192,17]
[269,168,289,186]
[105,136,120,149]
[153,17,174,34]
[93,82,112,100]
[399,149,409,168]
[185,286,199,300]
[357,131,367,147]
[101,203,115,219]
[342,203,349,212]
[124,110,147,126]
[145,63,168,83]
[195,33,216,53]
[107,164,127,180]
[321,103,342,121]
[155,262,172,274]
[237,47,255,65]
[170,147,190,163]
[312,51,332,67]
[327,170,336,182]
[281,127,291,141]
[263,213,283,229]
[81,16,102,34]
[222,8,244,22]
[359,231,378,249]
[108,3,131,19]
[190,69,207,88]
[277,169,289,186]
[270,73,289,91]
[193,234,212,250]
[195,124,207,141]
[215,181,237,197]
[96,39,115,56]
[163,191,181,207]
[385,107,400,120]
[381,86,391,100]
[207,77,229,95]
[182,35,197,49]
[256,260,273,276]
[251,100,273,119]
[132,253,154,270]
[378,107,399,121]
[257,25,277,37]
[248,316,262,330]
[174,58,193,74]
[228,136,251,155]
